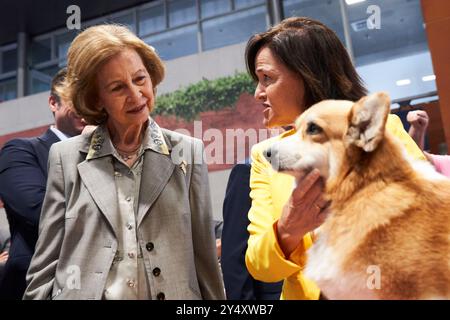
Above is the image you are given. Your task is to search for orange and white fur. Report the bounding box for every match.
[265,92,450,299]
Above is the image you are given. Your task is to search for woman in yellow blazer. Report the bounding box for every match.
[244,17,425,300]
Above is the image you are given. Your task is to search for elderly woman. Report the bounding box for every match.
[244,17,425,300]
[23,25,225,300]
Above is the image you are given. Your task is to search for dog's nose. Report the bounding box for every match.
[263,145,282,171]
[263,148,272,162]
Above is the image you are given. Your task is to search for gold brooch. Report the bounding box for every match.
[179,160,187,175]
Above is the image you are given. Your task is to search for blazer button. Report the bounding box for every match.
[146,242,154,252]
[156,292,165,300]
[152,267,161,277]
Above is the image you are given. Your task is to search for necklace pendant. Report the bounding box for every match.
[113,144,140,162]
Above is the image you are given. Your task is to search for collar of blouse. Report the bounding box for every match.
[85,117,170,160]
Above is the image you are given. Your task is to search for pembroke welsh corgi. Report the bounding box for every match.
[264,92,450,299]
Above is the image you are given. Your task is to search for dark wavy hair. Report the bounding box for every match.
[246,17,367,108]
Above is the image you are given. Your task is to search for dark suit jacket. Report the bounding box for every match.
[0,129,59,299]
[221,162,282,300]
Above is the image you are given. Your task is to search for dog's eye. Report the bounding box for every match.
[306,122,323,135]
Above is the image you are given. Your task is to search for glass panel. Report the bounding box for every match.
[38,65,60,77]
[201,0,231,19]
[30,68,54,94]
[31,77,51,95]
[110,12,135,32]
[0,78,17,102]
[202,6,267,51]
[168,0,197,28]
[283,0,346,43]
[234,0,265,10]
[58,59,67,68]
[2,48,17,73]
[55,31,78,60]
[139,4,165,36]
[144,25,198,60]
[31,38,52,65]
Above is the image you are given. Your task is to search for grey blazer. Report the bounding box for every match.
[23,120,225,300]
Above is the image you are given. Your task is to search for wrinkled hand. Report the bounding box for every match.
[0,251,8,263]
[407,110,429,150]
[407,110,429,132]
[276,169,330,257]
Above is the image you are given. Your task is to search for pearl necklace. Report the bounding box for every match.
[117,151,138,161]
[113,144,141,161]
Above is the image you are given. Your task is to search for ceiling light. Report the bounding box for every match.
[346,0,366,5]
[396,79,411,86]
[422,75,436,82]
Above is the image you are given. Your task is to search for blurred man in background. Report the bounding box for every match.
[0,68,85,299]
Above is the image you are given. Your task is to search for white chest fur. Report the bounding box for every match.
[304,235,380,300]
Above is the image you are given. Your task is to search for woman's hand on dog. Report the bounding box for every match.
[276,168,330,257]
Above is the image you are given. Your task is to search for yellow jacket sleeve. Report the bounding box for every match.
[245,135,313,282]
[386,114,425,161]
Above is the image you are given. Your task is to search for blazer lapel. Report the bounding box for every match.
[77,126,120,238]
[75,119,175,234]
[137,150,175,227]
[77,157,120,238]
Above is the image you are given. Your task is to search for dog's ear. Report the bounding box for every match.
[345,92,390,152]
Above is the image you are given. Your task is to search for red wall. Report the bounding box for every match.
[0,125,50,148]
[154,93,273,171]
